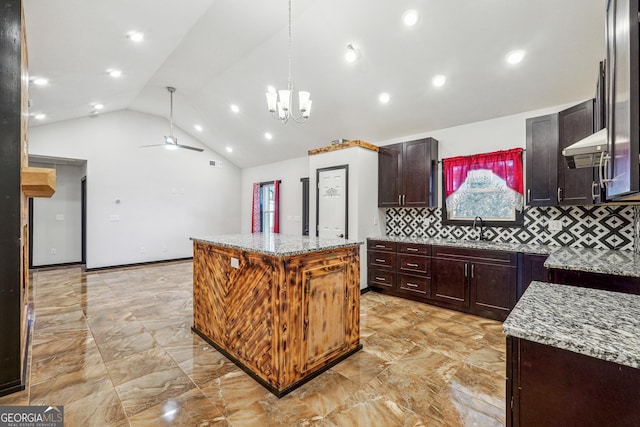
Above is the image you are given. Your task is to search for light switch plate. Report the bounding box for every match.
[230,257,239,268]
[548,220,563,231]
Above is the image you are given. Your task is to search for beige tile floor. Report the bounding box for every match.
[0,261,506,426]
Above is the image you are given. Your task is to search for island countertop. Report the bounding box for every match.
[503,281,640,369]
[191,233,363,257]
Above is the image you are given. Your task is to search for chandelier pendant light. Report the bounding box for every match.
[265,0,312,124]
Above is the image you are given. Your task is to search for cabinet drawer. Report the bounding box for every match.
[368,251,395,269]
[398,274,429,295]
[433,245,516,265]
[368,269,395,288]
[368,240,396,252]
[398,242,430,255]
[398,254,430,276]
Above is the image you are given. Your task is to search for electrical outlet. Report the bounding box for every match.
[548,220,563,231]
[55,214,64,221]
[140,247,145,253]
[109,215,120,221]
[50,248,56,255]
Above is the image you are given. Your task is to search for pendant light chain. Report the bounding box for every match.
[287,0,292,91]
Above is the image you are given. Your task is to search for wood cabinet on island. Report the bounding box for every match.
[190,234,362,397]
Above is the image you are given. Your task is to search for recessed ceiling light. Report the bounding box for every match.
[402,9,419,26]
[230,104,240,113]
[126,31,144,43]
[264,132,273,140]
[506,50,525,65]
[267,85,276,93]
[194,124,203,132]
[107,69,122,78]
[378,92,390,104]
[34,113,46,120]
[345,44,359,63]
[225,146,233,153]
[93,103,104,110]
[432,74,446,87]
[32,77,48,86]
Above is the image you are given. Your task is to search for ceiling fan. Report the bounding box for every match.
[140,86,204,152]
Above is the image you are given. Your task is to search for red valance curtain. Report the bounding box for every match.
[251,183,261,233]
[443,148,524,214]
[444,148,523,196]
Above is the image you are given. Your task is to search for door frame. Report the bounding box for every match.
[81,176,87,265]
[300,177,309,236]
[315,164,349,239]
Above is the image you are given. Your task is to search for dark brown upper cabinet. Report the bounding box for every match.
[525,100,596,206]
[378,138,438,208]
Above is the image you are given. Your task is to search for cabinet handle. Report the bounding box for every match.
[375,259,386,263]
[402,194,406,205]
[407,263,418,267]
[591,181,599,200]
[527,188,531,203]
[471,264,475,278]
[557,187,562,202]
[375,276,386,281]
[464,263,468,278]
[375,244,386,248]
[398,194,402,205]
[406,283,419,288]
[407,247,418,252]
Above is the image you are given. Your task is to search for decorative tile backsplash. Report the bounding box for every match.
[386,205,636,251]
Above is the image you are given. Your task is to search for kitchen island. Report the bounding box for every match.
[191,233,362,397]
[503,281,640,426]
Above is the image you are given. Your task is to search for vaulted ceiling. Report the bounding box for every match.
[23,0,605,168]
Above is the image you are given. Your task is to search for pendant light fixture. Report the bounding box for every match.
[265,0,312,124]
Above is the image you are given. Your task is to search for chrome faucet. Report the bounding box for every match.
[473,216,485,241]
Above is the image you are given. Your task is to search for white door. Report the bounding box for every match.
[317,166,347,239]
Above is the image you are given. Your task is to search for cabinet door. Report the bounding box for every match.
[378,143,402,207]
[558,100,596,205]
[432,257,469,307]
[403,139,433,207]
[519,253,548,299]
[301,263,349,375]
[470,261,517,321]
[526,114,559,206]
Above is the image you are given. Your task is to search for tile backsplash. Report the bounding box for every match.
[386,205,637,251]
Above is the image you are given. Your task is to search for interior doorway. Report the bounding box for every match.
[316,165,348,239]
[28,155,87,268]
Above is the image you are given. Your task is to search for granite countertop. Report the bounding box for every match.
[503,281,640,369]
[544,246,640,277]
[191,233,362,257]
[368,235,556,255]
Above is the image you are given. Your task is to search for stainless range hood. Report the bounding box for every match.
[561,128,607,169]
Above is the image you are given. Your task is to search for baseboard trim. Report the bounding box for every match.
[30,261,82,270]
[360,286,373,294]
[85,257,193,272]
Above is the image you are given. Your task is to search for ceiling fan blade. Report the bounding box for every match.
[176,144,204,152]
[140,143,169,148]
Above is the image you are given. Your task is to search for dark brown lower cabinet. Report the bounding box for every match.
[517,253,549,299]
[507,336,640,426]
[549,268,640,295]
[367,240,520,321]
[432,246,517,321]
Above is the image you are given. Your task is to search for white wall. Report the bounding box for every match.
[308,147,382,289]
[375,101,580,209]
[240,157,309,235]
[31,162,84,266]
[29,110,241,269]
